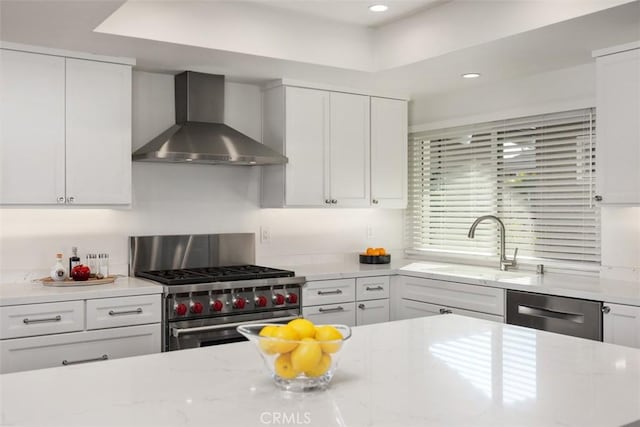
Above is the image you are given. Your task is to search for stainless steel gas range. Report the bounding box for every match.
[129,233,305,351]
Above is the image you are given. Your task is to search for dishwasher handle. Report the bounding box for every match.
[517,304,585,324]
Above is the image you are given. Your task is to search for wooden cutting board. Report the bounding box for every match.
[40,276,117,287]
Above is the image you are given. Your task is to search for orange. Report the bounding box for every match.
[365,247,376,255]
[376,248,386,255]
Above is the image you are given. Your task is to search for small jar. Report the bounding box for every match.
[86,253,98,278]
[98,253,109,278]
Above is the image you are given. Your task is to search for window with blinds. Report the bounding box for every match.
[407,108,599,266]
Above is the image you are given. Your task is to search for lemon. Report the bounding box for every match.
[305,353,332,377]
[315,325,343,354]
[290,338,322,372]
[287,318,316,339]
[274,353,299,379]
[270,325,300,354]
[258,325,278,354]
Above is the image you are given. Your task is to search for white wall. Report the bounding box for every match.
[0,71,403,282]
[410,63,640,281]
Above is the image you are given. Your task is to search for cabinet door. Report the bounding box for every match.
[65,58,132,205]
[603,303,640,348]
[303,302,356,327]
[328,92,370,207]
[0,324,161,374]
[596,48,640,204]
[284,87,329,206]
[370,97,407,208]
[302,278,356,306]
[356,299,389,326]
[397,299,503,323]
[0,49,66,204]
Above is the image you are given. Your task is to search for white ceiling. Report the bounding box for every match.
[0,0,639,100]
[245,0,447,27]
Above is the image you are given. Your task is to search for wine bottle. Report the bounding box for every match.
[69,246,80,274]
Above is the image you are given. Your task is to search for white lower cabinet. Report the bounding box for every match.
[356,299,390,326]
[603,302,640,348]
[395,276,505,323]
[0,324,160,374]
[303,302,356,327]
[0,294,162,373]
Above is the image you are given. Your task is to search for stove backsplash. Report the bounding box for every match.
[129,233,255,275]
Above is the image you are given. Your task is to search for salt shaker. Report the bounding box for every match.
[98,253,109,278]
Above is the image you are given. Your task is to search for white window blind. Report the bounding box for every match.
[407,108,599,266]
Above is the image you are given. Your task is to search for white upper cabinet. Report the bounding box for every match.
[0,49,66,204]
[370,97,408,208]
[594,44,640,205]
[261,83,407,208]
[328,92,370,207]
[0,46,133,205]
[65,58,132,205]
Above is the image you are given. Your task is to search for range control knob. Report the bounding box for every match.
[211,300,224,312]
[174,303,188,316]
[233,297,247,309]
[190,301,203,314]
[273,293,286,305]
[286,293,298,304]
[255,295,268,307]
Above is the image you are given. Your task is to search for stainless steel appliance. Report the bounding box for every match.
[506,290,603,341]
[129,233,304,351]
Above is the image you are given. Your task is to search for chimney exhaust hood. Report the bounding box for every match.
[132,71,287,166]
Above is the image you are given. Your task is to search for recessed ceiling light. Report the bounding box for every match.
[369,4,388,12]
[462,73,481,79]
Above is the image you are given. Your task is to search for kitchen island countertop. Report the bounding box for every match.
[1,315,639,427]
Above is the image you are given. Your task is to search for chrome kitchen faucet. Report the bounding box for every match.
[467,215,518,271]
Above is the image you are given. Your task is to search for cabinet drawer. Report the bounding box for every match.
[398,299,503,323]
[0,324,161,374]
[303,279,355,306]
[356,276,390,301]
[86,295,161,330]
[398,276,504,316]
[302,302,356,327]
[0,301,84,339]
[356,299,389,326]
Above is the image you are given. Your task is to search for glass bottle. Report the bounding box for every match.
[69,247,81,275]
[86,253,98,278]
[50,253,67,281]
[98,253,109,279]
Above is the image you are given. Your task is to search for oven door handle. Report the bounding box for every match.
[170,316,301,338]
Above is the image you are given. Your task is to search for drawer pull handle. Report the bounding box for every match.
[439,308,453,314]
[62,354,108,366]
[23,315,62,324]
[317,289,342,295]
[318,306,344,313]
[365,286,384,291]
[108,308,143,316]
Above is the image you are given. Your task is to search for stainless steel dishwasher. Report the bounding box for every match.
[506,290,603,341]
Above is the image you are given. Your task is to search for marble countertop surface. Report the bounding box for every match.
[285,259,640,306]
[1,315,639,427]
[0,276,162,306]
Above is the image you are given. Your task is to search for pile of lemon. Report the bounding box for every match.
[258,319,343,379]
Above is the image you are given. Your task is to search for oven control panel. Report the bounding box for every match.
[167,286,301,320]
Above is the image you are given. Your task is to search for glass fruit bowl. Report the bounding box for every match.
[237,323,352,392]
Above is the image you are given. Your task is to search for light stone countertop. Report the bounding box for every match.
[284,259,640,306]
[0,276,162,306]
[1,315,639,427]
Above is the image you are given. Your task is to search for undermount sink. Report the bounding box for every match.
[400,263,535,281]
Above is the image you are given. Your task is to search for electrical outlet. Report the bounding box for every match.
[366,225,374,239]
[260,227,271,244]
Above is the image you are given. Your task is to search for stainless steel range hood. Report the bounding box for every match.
[132,72,287,166]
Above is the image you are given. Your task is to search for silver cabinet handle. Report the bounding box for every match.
[518,305,584,323]
[23,315,62,324]
[439,308,453,314]
[67,196,75,203]
[317,289,342,295]
[365,285,384,291]
[108,308,143,316]
[331,199,337,204]
[57,196,65,203]
[594,195,603,202]
[358,303,366,310]
[602,306,611,314]
[372,199,379,204]
[325,199,332,204]
[62,354,108,366]
[318,306,344,313]
[171,315,300,337]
